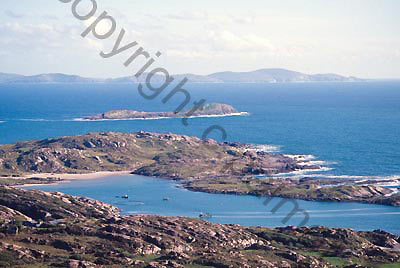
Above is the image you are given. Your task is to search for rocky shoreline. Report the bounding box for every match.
[0,131,399,207]
[182,177,400,207]
[0,186,399,267]
[83,103,247,121]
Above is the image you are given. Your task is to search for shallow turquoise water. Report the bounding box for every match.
[25,175,400,234]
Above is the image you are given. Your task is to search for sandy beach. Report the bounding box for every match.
[14,171,132,187]
[25,171,132,180]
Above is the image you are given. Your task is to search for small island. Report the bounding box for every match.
[83,103,248,120]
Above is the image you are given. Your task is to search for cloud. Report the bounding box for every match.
[0,21,91,52]
[85,38,104,51]
[4,10,25,19]
[165,10,208,21]
[43,14,59,21]
[229,15,255,25]
[0,22,56,37]
[1,3,397,78]
[209,31,275,52]
[166,49,209,59]
[164,10,257,26]
[83,16,114,36]
[163,29,276,60]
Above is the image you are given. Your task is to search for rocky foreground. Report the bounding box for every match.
[0,186,399,268]
[84,103,244,120]
[0,131,399,207]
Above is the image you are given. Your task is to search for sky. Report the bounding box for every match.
[1,0,400,79]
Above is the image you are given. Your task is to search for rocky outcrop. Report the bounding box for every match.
[0,187,119,222]
[0,186,398,267]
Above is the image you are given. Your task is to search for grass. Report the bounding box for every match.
[297,251,396,268]
[0,178,25,185]
[69,253,93,261]
[322,257,349,267]
[298,250,322,257]
[379,264,400,268]
[0,177,61,186]
[132,254,160,262]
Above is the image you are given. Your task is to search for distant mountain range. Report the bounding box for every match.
[0,69,364,84]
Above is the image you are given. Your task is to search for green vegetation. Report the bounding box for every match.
[322,256,349,267]
[0,177,61,186]
[380,264,400,268]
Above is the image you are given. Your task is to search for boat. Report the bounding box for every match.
[121,195,129,199]
[199,212,212,219]
[162,197,171,201]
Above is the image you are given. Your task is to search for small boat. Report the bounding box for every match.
[199,212,212,219]
[162,197,171,201]
[121,195,129,199]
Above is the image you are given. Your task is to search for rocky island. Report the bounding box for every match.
[0,186,399,267]
[83,103,247,121]
[0,131,399,207]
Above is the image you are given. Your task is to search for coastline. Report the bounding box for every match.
[16,170,400,207]
[75,112,250,122]
[1,131,398,207]
[13,171,132,187]
[24,170,132,180]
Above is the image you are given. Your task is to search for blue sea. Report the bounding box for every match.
[1,81,400,233]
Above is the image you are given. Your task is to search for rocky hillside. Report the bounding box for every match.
[0,186,399,267]
[0,132,308,177]
[0,131,399,207]
[196,103,238,115]
[84,103,241,120]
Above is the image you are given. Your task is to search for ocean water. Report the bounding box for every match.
[1,81,400,232]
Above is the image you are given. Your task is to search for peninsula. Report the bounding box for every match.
[0,131,399,206]
[83,103,246,121]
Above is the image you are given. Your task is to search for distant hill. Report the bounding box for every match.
[208,69,362,83]
[0,72,24,83]
[1,73,103,84]
[0,68,364,84]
